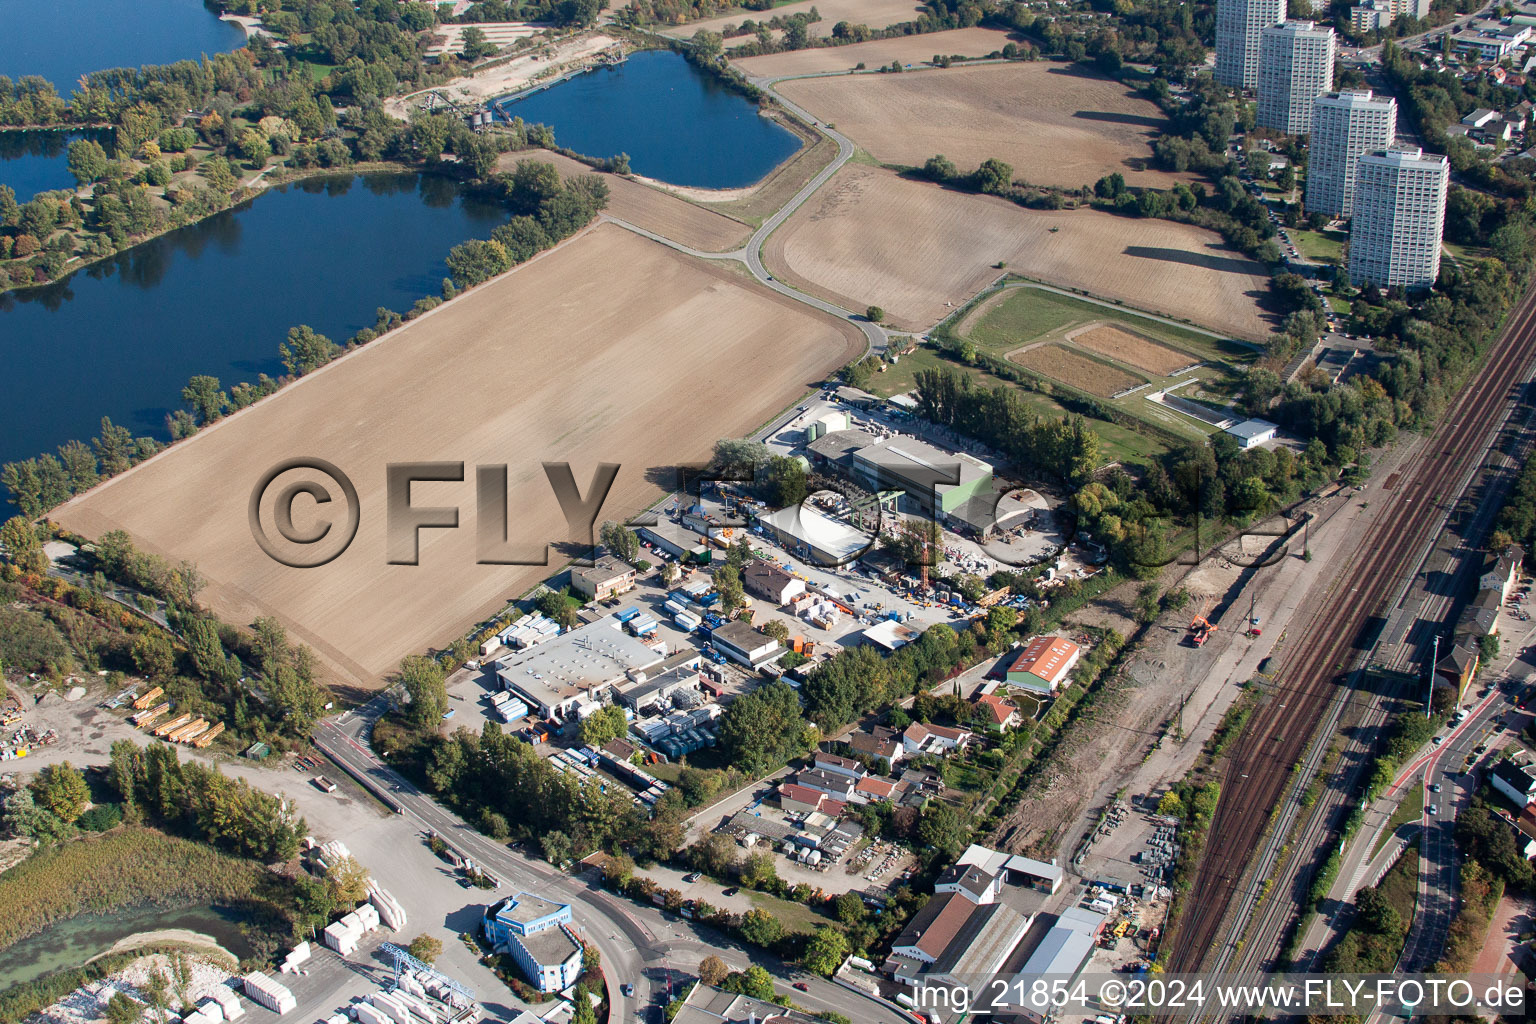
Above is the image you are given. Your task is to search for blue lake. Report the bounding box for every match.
[499,49,802,189]
[0,173,506,489]
[0,130,113,201]
[1,0,248,95]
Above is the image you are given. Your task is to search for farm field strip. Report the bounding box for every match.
[772,61,1192,190]
[1069,323,1199,376]
[1010,343,1144,398]
[663,0,925,40]
[734,26,1017,77]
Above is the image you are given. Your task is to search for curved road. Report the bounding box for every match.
[601,73,889,359]
[314,701,910,1024]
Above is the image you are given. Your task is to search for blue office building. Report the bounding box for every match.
[482,892,584,993]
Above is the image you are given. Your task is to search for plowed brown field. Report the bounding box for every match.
[773,61,1186,189]
[763,165,1272,338]
[56,224,860,689]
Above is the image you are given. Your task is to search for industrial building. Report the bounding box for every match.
[708,619,784,669]
[1257,21,1336,135]
[637,520,709,562]
[1004,636,1082,695]
[1306,91,1397,218]
[481,893,584,993]
[1347,147,1448,291]
[862,618,920,651]
[757,503,874,567]
[1009,906,1108,1020]
[851,437,995,521]
[493,616,663,720]
[569,555,637,602]
[1216,0,1285,87]
[670,986,821,1024]
[1225,418,1279,449]
[924,902,1033,992]
[614,657,703,716]
[955,843,1066,894]
[1450,19,1531,58]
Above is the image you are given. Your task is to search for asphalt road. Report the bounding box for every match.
[313,699,910,1024]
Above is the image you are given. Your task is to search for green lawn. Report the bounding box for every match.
[747,891,834,934]
[1372,784,1424,858]
[963,285,1256,365]
[870,346,1171,467]
[1326,294,1352,315]
[1292,228,1347,266]
[1442,241,1488,265]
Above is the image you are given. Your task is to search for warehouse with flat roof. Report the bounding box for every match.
[493,616,664,719]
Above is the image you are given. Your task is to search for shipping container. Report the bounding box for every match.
[616,606,640,623]
[675,612,701,631]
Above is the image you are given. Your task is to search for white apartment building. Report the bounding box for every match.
[1305,90,1397,218]
[1347,147,1448,291]
[1216,0,1286,88]
[1257,21,1337,135]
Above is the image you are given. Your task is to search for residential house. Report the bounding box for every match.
[974,693,1023,730]
[903,721,973,755]
[1492,760,1536,809]
[854,775,909,804]
[1481,545,1525,602]
[741,559,807,605]
[778,782,845,818]
[847,725,904,764]
[813,752,867,780]
[796,768,857,803]
[934,863,1002,905]
[1435,641,1480,698]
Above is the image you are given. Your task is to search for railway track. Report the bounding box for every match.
[1167,279,1536,972]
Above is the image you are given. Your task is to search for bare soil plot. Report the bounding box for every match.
[734,27,1015,76]
[1011,344,1142,398]
[501,151,752,251]
[663,0,923,41]
[773,62,1185,190]
[1069,324,1196,376]
[56,223,860,691]
[763,165,1272,338]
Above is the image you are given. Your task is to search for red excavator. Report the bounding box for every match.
[1188,613,1217,647]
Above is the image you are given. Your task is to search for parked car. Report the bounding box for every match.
[793,983,809,992]
[684,872,702,883]
[723,886,739,896]
[621,984,635,997]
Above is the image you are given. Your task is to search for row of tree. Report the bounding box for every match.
[105,739,307,862]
